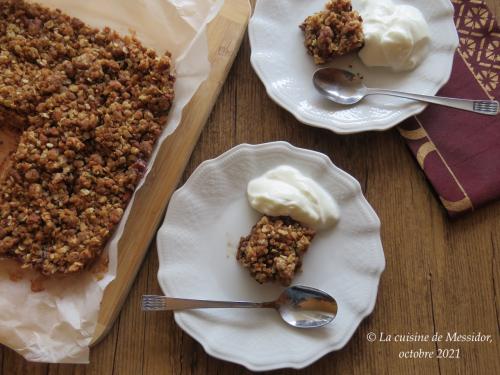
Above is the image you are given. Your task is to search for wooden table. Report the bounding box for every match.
[2,1,499,374]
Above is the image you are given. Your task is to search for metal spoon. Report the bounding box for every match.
[142,285,337,328]
[313,67,499,116]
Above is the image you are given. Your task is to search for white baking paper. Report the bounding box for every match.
[0,0,223,363]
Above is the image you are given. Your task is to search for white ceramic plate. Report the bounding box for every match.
[157,142,385,370]
[249,0,459,133]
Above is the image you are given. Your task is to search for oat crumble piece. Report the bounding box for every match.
[0,0,175,275]
[300,0,364,64]
[236,216,316,286]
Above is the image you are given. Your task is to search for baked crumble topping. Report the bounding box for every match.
[0,0,175,275]
[300,0,364,64]
[236,216,315,286]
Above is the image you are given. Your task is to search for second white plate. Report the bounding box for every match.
[249,0,459,133]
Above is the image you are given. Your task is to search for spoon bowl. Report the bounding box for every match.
[276,285,338,328]
[313,68,366,105]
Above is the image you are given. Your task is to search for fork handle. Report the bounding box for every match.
[366,88,499,116]
[142,296,273,311]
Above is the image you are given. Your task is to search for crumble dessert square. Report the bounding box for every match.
[236,216,315,286]
[0,0,175,275]
[300,0,364,64]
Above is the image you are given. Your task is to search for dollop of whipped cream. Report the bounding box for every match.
[247,165,340,230]
[357,0,430,71]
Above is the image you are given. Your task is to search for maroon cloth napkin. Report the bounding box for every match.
[399,0,499,217]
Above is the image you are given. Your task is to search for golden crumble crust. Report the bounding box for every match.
[300,0,364,64]
[236,216,315,286]
[0,0,175,275]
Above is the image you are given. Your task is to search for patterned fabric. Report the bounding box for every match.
[399,0,499,217]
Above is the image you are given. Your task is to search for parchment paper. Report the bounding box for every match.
[0,0,223,363]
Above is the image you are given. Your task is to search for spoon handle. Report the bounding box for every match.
[366,88,499,116]
[142,295,272,311]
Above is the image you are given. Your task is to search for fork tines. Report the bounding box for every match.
[142,295,168,311]
[473,100,499,115]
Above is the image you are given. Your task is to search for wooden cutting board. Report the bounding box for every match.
[89,0,251,344]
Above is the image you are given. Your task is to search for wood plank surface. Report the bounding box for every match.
[1,0,499,374]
